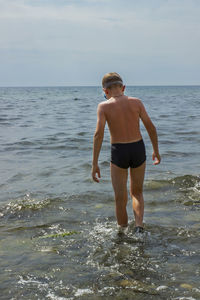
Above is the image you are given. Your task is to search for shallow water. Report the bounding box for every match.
[0,86,200,299]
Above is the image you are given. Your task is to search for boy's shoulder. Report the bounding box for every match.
[98,100,107,108]
[127,96,141,102]
[127,96,142,106]
[97,101,108,112]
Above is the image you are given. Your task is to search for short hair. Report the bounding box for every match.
[102,72,123,89]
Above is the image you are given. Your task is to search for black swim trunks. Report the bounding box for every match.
[111,139,146,169]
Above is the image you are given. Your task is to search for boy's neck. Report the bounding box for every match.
[108,88,124,99]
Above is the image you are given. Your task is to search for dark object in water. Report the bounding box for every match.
[134,226,144,234]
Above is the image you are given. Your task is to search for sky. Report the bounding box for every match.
[0,0,200,86]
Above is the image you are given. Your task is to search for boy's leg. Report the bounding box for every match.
[129,162,146,227]
[110,163,128,226]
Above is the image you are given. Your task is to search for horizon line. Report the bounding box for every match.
[0,84,200,88]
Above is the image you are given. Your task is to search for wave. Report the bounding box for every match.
[2,135,88,152]
[145,175,200,208]
[0,195,66,220]
[145,174,200,190]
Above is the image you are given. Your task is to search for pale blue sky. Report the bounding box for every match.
[0,0,200,86]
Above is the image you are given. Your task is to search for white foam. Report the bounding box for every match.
[173,297,196,300]
[46,291,69,300]
[74,288,93,297]
[156,285,168,291]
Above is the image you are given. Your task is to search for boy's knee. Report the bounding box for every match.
[130,187,143,197]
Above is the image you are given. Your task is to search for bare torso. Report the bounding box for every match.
[101,96,142,144]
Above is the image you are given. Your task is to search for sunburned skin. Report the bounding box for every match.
[96,88,157,147]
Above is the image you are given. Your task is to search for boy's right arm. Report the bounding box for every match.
[92,103,106,182]
[139,100,161,165]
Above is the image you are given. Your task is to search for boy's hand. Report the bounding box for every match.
[92,165,101,182]
[152,152,161,165]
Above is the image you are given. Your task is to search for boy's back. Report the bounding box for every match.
[100,96,143,144]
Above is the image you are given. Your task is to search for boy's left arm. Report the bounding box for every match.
[92,103,106,182]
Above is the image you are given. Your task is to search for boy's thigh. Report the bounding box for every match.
[110,163,128,193]
[129,161,146,190]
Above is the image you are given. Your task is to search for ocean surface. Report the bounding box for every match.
[0,86,199,300]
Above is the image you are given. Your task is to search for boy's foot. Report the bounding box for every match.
[134,226,144,234]
[117,225,128,235]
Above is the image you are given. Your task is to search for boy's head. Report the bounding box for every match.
[102,72,123,90]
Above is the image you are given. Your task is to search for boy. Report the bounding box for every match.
[92,72,161,233]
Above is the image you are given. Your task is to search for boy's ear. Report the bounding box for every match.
[122,85,125,92]
[103,88,109,95]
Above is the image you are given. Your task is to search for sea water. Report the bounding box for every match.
[0,86,199,299]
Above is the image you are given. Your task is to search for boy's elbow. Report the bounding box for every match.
[94,130,104,140]
[147,122,156,134]
[150,123,156,132]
